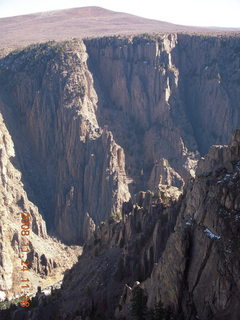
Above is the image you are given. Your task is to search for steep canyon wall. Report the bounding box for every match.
[0,33,240,299]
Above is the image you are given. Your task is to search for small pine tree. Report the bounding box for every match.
[154,301,166,320]
[145,308,155,320]
[165,306,175,320]
[154,302,175,320]
[131,286,147,320]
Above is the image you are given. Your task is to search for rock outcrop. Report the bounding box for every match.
[85,34,199,192]
[1,33,240,306]
[1,186,179,319]
[0,111,80,300]
[84,34,240,191]
[10,130,240,320]
[142,129,240,320]
[1,34,240,245]
[0,40,130,244]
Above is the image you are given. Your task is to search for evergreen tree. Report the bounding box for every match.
[154,301,166,320]
[131,286,147,320]
[154,302,175,320]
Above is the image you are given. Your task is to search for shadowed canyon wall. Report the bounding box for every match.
[6,130,240,320]
[1,34,240,247]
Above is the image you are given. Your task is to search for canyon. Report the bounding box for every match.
[0,7,240,319]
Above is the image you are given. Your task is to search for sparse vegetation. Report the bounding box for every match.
[0,298,19,310]
[109,209,123,222]
[131,286,147,320]
[131,289,176,320]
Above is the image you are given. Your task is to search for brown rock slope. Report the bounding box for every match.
[0,6,237,51]
[16,130,240,320]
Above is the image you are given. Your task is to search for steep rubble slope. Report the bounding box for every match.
[0,185,181,319]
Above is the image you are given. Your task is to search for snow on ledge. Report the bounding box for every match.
[204,228,221,240]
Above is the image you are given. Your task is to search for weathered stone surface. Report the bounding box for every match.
[82,212,96,242]
[85,35,199,191]
[142,131,240,320]
[15,190,178,320]
[1,33,240,316]
[0,40,130,244]
[16,130,240,320]
[0,112,80,299]
[1,34,240,247]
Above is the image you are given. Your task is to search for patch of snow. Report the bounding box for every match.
[217,172,235,184]
[185,216,193,226]
[165,77,171,103]
[42,289,51,296]
[0,291,6,301]
[204,228,221,240]
[225,249,232,254]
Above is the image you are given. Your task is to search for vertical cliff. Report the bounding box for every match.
[1,33,240,304]
[0,110,79,300]
[1,34,240,245]
[142,130,240,320]
[84,34,240,193]
[176,34,240,155]
[85,35,199,191]
[0,40,130,244]
[18,130,240,320]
